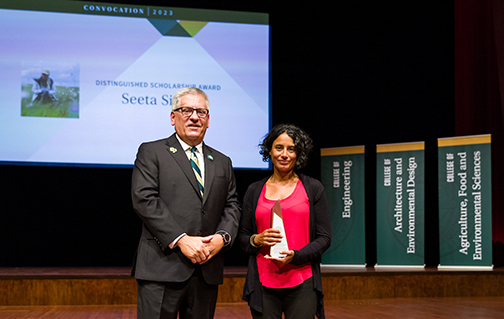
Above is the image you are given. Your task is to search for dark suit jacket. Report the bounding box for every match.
[131,133,241,285]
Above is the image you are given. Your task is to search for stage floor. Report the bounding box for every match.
[1,297,504,319]
[1,265,502,277]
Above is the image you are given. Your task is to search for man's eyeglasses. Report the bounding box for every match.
[173,107,209,118]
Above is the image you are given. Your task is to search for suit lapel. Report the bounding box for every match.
[202,144,215,205]
[165,134,202,200]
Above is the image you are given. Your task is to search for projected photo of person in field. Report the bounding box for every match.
[28,69,57,106]
[21,63,80,119]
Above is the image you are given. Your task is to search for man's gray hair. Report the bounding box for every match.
[172,87,209,111]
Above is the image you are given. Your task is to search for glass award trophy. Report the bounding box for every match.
[270,200,289,258]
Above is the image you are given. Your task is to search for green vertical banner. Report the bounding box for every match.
[376,142,425,267]
[320,146,366,266]
[438,135,492,269]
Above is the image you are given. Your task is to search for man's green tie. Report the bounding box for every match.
[190,147,204,198]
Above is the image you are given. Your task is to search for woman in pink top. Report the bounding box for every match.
[238,124,332,319]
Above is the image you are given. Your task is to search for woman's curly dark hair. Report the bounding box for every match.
[259,124,313,170]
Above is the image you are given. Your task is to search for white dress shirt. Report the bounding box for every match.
[170,134,205,248]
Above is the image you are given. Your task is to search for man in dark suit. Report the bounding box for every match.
[131,87,241,319]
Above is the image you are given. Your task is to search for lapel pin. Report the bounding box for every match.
[170,147,177,153]
[207,154,214,161]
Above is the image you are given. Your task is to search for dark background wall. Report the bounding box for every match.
[0,1,457,268]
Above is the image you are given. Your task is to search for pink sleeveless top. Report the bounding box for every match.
[255,180,313,288]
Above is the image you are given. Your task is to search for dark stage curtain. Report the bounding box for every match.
[455,0,504,263]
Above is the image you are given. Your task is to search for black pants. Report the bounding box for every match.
[34,91,55,104]
[137,268,218,319]
[252,277,317,319]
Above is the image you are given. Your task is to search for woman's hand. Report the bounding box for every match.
[254,228,283,246]
[265,250,295,265]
